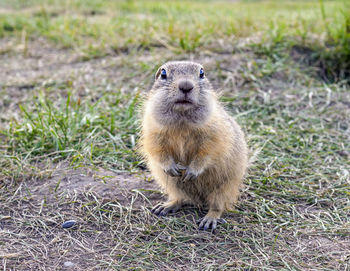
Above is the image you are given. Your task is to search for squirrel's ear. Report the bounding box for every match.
[154,67,161,80]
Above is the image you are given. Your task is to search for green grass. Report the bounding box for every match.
[0,0,349,270]
[3,88,140,172]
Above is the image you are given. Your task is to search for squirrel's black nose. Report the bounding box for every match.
[178,80,194,94]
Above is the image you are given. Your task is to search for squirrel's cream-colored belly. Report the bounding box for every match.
[157,127,206,165]
[148,124,244,207]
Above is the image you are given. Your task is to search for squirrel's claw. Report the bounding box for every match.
[164,163,186,177]
[198,216,217,231]
[182,167,199,182]
[197,217,227,232]
[151,202,180,216]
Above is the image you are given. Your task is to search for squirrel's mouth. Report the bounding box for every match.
[175,99,193,105]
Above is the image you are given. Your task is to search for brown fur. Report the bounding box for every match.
[139,61,248,230]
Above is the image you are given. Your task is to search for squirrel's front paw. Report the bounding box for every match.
[163,163,186,177]
[182,167,202,182]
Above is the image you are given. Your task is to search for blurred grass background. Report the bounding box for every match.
[0,0,349,68]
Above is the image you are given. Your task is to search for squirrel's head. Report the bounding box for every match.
[148,61,215,126]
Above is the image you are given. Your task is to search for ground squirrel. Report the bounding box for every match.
[139,61,248,231]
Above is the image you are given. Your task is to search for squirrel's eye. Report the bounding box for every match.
[161,69,167,79]
[199,68,204,78]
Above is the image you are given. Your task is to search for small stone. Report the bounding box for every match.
[62,220,76,229]
[63,261,75,267]
[337,150,350,158]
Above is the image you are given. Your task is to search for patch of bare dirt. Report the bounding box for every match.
[0,164,164,270]
[31,163,161,207]
[1,38,126,89]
